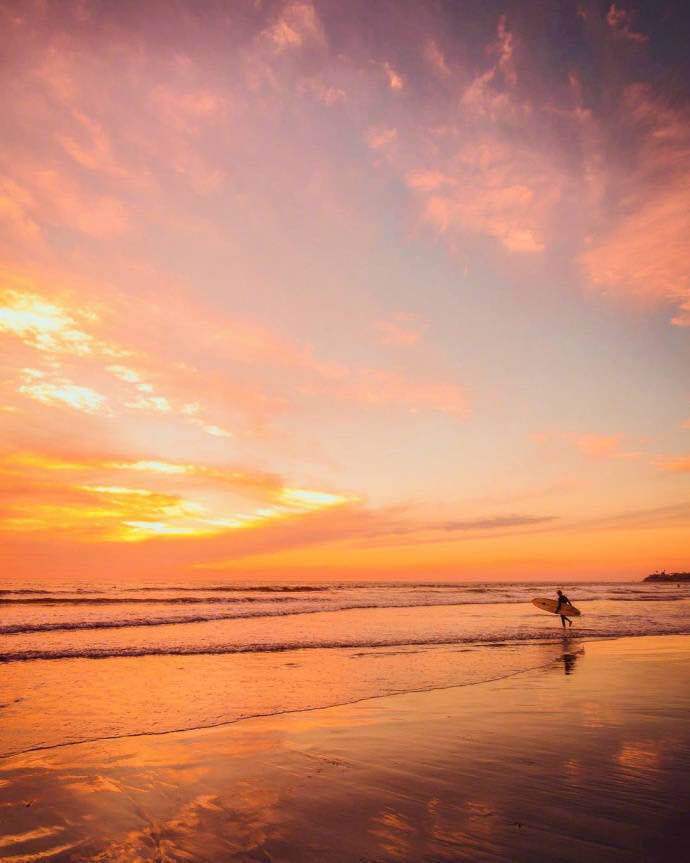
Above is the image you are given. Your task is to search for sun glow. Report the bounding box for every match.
[280,488,351,509]
[18,373,108,414]
[0,449,352,544]
[79,485,155,496]
[0,289,95,355]
[113,460,194,474]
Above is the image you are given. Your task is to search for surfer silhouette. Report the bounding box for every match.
[555,589,573,629]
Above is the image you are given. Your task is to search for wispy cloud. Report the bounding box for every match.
[18,369,108,415]
[0,448,354,543]
[533,431,645,462]
[1,279,236,436]
[580,85,690,325]
[653,454,690,473]
[374,313,425,347]
[0,284,118,357]
[263,1,324,52]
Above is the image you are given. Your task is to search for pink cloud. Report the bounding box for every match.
[57,110,128,177]
[310,368,468,418]
[493,15,517,87]
[383,62,404,92]
[367,127,398,151]
[374,313,425,347]
[413,140,559,254]
[606,4,648,44]
[0,179,42,245]
[365,17,566,257]
[0,167,128,239]
[580,86,690,324]
[299,78,346,106]
[423,40,450,78]
[151,86,227,134]
[405,170,451,192]
[263,1,324,52]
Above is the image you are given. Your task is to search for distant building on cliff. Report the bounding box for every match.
[644,571,690,582]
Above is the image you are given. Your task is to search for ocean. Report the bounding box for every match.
[1,580,689,758]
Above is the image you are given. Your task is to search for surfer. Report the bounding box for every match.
[555,589,573,629]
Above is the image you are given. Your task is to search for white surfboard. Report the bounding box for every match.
[532,597,581,616]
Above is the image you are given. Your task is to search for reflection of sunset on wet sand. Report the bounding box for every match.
[1,637,689,861]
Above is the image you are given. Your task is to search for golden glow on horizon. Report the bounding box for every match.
[79,485,155,496]
[117,460,194,474]
[280,488,349,508]
[0,450,353,543]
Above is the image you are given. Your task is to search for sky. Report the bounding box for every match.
[1,0,689,583]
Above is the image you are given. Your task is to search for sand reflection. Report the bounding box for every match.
[616,741,662,774]
[369,807,416,858]
[0,636,688,862]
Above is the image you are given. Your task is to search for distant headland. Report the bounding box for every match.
[644,571,690,582]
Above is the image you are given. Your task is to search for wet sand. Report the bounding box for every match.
[1,635,689,862]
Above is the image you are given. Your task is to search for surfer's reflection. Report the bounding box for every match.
[562,652,577,674]
[560,640,583,675]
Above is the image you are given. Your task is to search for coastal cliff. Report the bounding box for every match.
[644,572,690,582]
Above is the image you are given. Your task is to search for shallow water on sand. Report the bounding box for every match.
[1,580,688,756]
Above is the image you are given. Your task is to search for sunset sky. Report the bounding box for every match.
[1,0,689,582]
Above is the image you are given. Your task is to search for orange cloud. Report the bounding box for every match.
[654,455,690,473]
[534,431,645,461]
[574,434,627,459]
[0,449,354,543]
[1,277,237,436]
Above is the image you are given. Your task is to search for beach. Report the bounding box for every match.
[1,633,689,862]
[3,1,690,859]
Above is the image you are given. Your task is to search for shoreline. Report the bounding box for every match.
[1,634,689,861]
[1,629,684,761]
[1,630,687,759]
